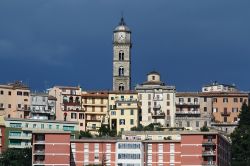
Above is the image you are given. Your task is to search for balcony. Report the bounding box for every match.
[115,99,138,103]
[175,111,201,115]
[9,135,31,140]
[31,109,52,114]
[17,106,30,111]
[33,160,45,164]
[0,107,5,110]
[202,140,216,146]
[153,104,161,110]
[63,101,81,106]
[176,102,200,107]
[221,112,231,116]
[33,150,45,155]
[151,112,165,119]
[202,161,217,166]
[202,150,216,156]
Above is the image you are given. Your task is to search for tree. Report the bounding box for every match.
[79,130,93,138]
[98,124,116,137]
[231,103,250,165]
[200,125,209,132]
[0,148,32,166]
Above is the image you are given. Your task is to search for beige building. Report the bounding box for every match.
[175,92,212,130]
[0,81,30,119]
[48,86,84,131]
[135,71,176,127]
[109,91,139,134]
[82,91,109,134]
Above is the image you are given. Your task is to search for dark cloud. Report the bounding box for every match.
[0,0,249,91]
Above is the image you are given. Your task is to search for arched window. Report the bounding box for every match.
[119,50,124,61]
[119,83,124,91]
[69,96,73,103]
[119,66,124,76]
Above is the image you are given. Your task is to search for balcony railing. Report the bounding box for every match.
[34,150,45,155]
[33,160,45,164]
[176,111,201,115]
[176,102,200,107]
[34,140,45,144]
[202,161,217,166]
[115,99,138,103]
[151,112,165,119]
[221,112,231,116]
[153,105,161,110]
[17,107,30,111]
[202,150,216,156]
[202,140,216,146]
[63,101,81,106]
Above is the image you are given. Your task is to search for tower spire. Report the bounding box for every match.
[119,12,126,26]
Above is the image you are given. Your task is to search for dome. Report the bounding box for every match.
[147,71,160,76]
[114,17,131,32]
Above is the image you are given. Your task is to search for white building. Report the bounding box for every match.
[116,141,143,166]
[202,81,237,92]
[135,71,176,127]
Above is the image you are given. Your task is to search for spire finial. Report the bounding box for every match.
[119,12,125,25]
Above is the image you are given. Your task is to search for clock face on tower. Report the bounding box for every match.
[118,32,125,42]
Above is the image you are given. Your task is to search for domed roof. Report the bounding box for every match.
[147,71,160,76]
[114,17,131,32]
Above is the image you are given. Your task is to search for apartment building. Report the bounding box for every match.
[175,92,212,130]
[32,130,231,166]
[0,123,5,153]
[202,82,237,93]
[4,118,78,149]
[207,92,248,133]
[109,91,139,134]
[135,71,176,127]
[30,92,56,120]
[82,91,109,134]
[32,131,71,166]
[0,81,31,119]
[48,86,85,131]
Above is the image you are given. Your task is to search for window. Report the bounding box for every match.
[187,121,190,127]
[8,91,11,95]
[17,91,22,96]
[170,154,175,163]
[121,109,124,115]
[234,117,238,122]
[213,98,217,102]
[33,124,37,128]
[196,121,199,127]
[204,97,207,102]
[188,98,191,102]
[106,144,111,152]
[0,90,3,95]
[130,109,134,115]
[71,113,77,119]
[179,121,182,127]
[148,101,151,106]
[179,98,184,103]
[111,111,116,115]
[204,107,207,112]
[223,98,228,103]
[23,92,29,96]
[119,50,124,61]
[130,119,134,125]
[63,126,75,131]
[204,121,207,126]
[18,104,21,108]
[232,108,238,112]
[158,153,163,162]
[120,119,125,125]
[240,98,243,102]
[167,101,170,106]
[224,117,227,122]
[233,98,238,102]
[170,144,175,153]
[194,98,198,103]
[152,76,155,80]
[148,94,151,100]
[213,107,218,113]
[111,97,114,100]
[79,113,84,119]
[41,124,44,129]
[118,66,124,76]
[167,94,170,100]
[148,108,151,113]
[119,83,124,91]
[8,104,11,108]
[10,123,22,128]
[56,125,59,129]
[167,109,170,115]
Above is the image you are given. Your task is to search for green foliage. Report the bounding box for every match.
[79,130,93,138]
[231,103,250,165]
[200,125,209,132]
[98,124,117,137]
[131,123,163,131]
[0,148,32,166]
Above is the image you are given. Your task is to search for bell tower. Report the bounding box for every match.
[113,17,132,91]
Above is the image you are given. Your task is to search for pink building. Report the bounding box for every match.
[32,131,231,166]
[32,131,71,166]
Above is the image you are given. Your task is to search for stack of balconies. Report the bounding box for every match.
[33,134,45,165]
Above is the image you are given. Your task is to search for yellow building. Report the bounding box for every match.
[0,81,30,119]
[109,91,139,134]
[82,91,109,135]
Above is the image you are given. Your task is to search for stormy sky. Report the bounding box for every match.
[0,0,249,91]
